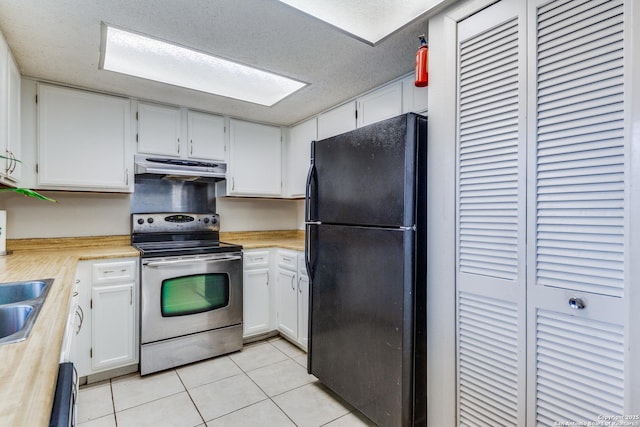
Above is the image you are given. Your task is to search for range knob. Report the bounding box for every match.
[204,217,210,224]
[147,217,154,224]
[137,218,144,225]
[211,217,218,225]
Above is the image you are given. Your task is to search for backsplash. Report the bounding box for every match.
[0,191,301,238]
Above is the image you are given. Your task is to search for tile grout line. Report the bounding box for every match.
[109,379,118,427]
[175,368,208,427]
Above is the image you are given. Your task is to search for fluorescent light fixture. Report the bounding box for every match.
[278,0,447,45]
[100,24,306,106]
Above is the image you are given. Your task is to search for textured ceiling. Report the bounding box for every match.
[0,0,449,126]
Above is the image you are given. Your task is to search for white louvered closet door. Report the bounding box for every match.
[527,0,627,424]
[455,0,528,425]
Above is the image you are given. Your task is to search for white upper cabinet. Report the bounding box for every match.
[401,75,428,114]
[137,102,181,157]
[285,117,316,198]
[317,102,356,140]
[137,103,226,162]
[356,81,403,128]
[37,83,132,192]
[0,30,21,185]
[187,110,225,161]
[228,118,282,197]
[6,51,20,183]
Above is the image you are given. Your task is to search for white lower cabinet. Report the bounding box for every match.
[297,255,309,350]
[75,257,139,378]
[243,250,273,338]
[276,249,308,350]
[243,248,308,350]
[276,257,298,339]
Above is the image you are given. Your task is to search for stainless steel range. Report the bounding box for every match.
[132,212,243,375]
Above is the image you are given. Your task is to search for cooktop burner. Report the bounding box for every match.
[131,213,242,258]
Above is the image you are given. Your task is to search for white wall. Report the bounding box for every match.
[0,191,300,238]
[0,191,131,238]
[216,197,300,232]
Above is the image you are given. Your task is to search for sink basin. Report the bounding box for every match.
[0,280,49,304]
[0,279,54,345]
[0,305,34,343]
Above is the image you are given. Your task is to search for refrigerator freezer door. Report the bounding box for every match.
[307,223,415,427]
[309,114,424,228]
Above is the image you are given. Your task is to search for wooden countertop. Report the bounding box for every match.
[0,235,139,427]
[221,230,305,252]
[0,230,304,426]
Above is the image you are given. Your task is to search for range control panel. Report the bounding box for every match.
[132,213,220,233]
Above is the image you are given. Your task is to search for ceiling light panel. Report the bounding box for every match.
[100,25,306,106]
[278,0,446,45]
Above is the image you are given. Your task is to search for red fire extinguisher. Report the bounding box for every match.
[415,34,428,87]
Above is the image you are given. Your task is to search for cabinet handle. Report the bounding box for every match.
[130,287,133,305]
[266,271,270,286]
[8,151,17,174]
[177,138,180,154]
[298,276,301,293]
[75,305,84,335]
[190,140,193,155]
[125,168,129,186]
[290,275,295,291]
[232,177,235,191]
[569,297,586,310]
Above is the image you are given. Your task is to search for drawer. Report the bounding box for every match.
[244,250,270,268]
[92,260,137,283]
[278,251,297,271]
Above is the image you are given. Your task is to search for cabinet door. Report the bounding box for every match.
[401,75,428,114]
[187,111,225,161]
[287,118,316,198]
[297,268,309,350]
[37,84,131,191]
[356,82,402,128]
[4,52,20,182]
[317,102,356,140]
[92,282,136,372]
[228,119,282,196]
[137,102,181,156]
[0,34,8,180]
[243,268,271,337]
[74,262,92,378]
[276,268,298,340]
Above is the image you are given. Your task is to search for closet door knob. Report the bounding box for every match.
[568,297,586,310]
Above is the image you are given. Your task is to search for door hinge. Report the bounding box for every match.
[136,112,139,120]
[136,134,139,143]
[35,94,38,104]
[90,348,93,358]
[355,109,358,120]
[35,163,38,174]
[90,299,93,309]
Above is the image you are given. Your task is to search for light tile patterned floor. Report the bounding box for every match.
[77,337,376,427]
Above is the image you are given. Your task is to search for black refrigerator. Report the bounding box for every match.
[305,113,427,427]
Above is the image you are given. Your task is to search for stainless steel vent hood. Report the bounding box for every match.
[134,154,226,181]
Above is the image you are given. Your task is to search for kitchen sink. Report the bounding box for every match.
[0,305,34,342]
[0,280,50,305]
[0,279,54,345]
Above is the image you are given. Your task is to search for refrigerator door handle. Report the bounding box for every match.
[305,141,317,223]
[305,223,312,279]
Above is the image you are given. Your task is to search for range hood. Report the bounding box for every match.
[134,154,226,181]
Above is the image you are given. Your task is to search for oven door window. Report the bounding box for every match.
[161,273,229,317]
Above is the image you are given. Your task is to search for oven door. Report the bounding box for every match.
[141,252,242,344]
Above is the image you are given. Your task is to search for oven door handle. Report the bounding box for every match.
[144,254,242,267]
